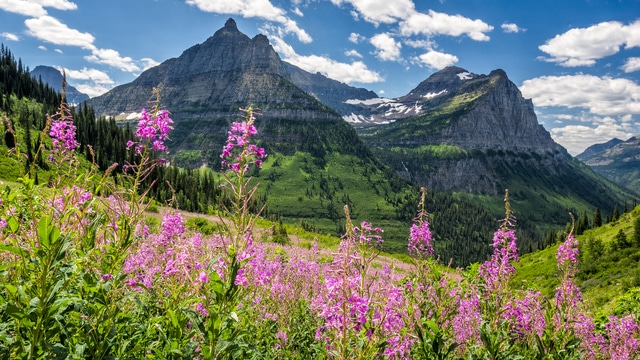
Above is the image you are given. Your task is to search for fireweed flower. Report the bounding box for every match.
[408,220,433,256]
[127,108,173,155]
[221,107,266,175]
[49,119,79,160]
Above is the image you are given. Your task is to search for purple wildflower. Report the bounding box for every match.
[129,108,173,154]
[221,107,266,175]
[408,220,434,256]
[49,119,79,159]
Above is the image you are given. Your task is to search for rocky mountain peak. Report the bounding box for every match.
[223,17,238,31]
[30,65,89,103]
[87,17,339,122]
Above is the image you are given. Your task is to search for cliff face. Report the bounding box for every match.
[360,67,575,195]
[88,18,339,122]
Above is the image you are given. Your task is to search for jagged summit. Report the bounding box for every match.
[223,17,238,31]
[88,18,338,121]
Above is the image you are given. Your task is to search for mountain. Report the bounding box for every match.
[30,65,89,104]
[577,135,640,194]
[577,138,624,161]
[86,19,530,265]
[285,62,379,121]
[358,67,636,227]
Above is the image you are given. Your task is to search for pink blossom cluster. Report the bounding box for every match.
[126,108,173,154]
[408,220,433,256]
[502,291,546,339]
[49,119,79,160]
[221,109,266,175]
[478,229,518,292]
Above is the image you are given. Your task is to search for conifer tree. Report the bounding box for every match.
[593,207,602,228]
[634,216,640,248]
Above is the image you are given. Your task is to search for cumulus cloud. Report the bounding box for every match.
[501,23,525,33]
[0,0,76,17]
[520,74,640,116]
[622,57,640,73]
[185,0,312,43]
[348,32,365,44]
[370,33,401,61]
[330,0,415,25]
[539,20,640,67]
[24,15,155,73]
[25,15,94,49]
[1,32,19,41]
[344,49,362,58]
[399,10,493,41]
[84,48,140,72]
[62,66,114,85]
[269,33,382,84]
[61,67,115,98]
[414,50,458,69]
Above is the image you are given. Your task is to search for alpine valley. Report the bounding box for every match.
[75,19,637,264]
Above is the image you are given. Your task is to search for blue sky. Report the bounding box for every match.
[1,0,639,155]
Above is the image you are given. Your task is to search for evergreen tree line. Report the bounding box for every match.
[0,44,222,214]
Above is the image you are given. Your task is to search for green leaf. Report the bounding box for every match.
[0,244,28,258]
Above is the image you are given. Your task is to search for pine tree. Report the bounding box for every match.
[612,204,620,222]
[593,208,602,228]
[634,216,640,248]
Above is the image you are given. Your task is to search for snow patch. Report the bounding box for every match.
[126,112,142,120]
[343,113,366,123]
[422,89,448,99]
[344,97,392,105]
[457,72,473,80]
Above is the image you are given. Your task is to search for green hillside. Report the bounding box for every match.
[514,205,640,315]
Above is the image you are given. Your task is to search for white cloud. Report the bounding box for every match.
[185,0,312,43]
[344,49,362,58]
[550,120,635,155]
[520,74,640,116]
[140,58,160,71]
[61,67,114,98]
[1,32,19,41]
[292,7,303,17]
[269,33,382,84]
[62,67,114,85]
[0,0,47,17]
[38,45,47,51]
[348,32,365,44]
[378,89,385,94]
[74,83,112,98]
[539,20,640,67]
[414,50,458,70]
[501,23,525,33]
[330,0,415,25]
[622,57,640,73]
[0,0,76,17]
[25,15,95,49]
[54,48,62,53]
[400,10,493,41]
[84,48,140,72]
[404,38,436,50]
[370,33,401,61]
[24,15,155,74]
[30,0,76,10]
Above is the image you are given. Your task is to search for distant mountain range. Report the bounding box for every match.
[577,135,640,194]
[30,65,89,104]
[84,18,637,261]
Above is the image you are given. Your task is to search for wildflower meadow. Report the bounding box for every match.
[1,94,639,359]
